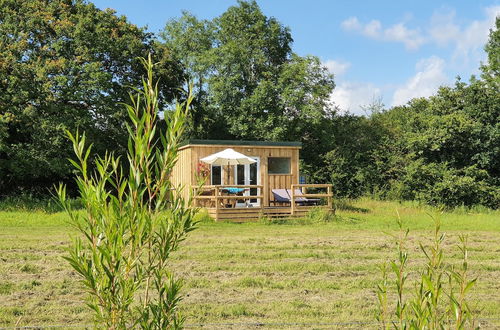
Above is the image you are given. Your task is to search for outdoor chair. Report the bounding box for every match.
[271,189,291,206]
[271,188,321,206]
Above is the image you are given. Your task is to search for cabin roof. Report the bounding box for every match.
[180,139,302,149]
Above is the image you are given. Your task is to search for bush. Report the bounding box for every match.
[193,208,215,223]
[429,167,498,208]
[0,193,82,213]
[57,57,196,329]
[388,160,499,209]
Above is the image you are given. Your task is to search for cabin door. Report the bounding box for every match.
[234,157,260,207]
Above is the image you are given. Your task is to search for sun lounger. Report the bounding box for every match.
[288,189,320,206]
[271,189,321,206]
[271,189,291,205]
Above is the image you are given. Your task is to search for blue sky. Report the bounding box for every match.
[93,0,500,114]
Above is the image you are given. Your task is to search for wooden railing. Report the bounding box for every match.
[290,184,333,215]
[192,185,264,218]
[192,184,333,219]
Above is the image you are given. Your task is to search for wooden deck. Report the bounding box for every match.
[194,183,333,221]
[205,205,333,221]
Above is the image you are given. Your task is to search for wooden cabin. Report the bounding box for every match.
[171,140,333,220]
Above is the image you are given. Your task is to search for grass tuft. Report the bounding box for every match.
[19,264,41,274]
[0,282,14,295]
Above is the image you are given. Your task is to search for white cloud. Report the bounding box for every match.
[336,6,500,112]
[323,59,351,76]
[341,6,500,53]
[428,6,500,64]
[331,81,382,115]
[325,60,382,114]
[428,10,460,46]
[341,16,361,30]
[392,56,449,106]
[341,17,425,50]
[384,23,426,50]
[452,6,500,62]
[364,20,382,38]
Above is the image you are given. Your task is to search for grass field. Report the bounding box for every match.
[0,199,499,328]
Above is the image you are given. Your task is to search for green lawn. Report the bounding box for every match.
[0,199,499,328]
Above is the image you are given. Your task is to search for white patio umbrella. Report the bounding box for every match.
[200,148,256,185]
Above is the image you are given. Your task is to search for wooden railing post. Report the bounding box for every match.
[327,185,332,211]
[215,186,220,221]
[290,186,295,216]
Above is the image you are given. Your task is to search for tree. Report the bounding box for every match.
[314,112,402,199]
[160,12,215,137]
[324,18,500,207]
[160,0,335,145]
[482,16,500,83]
[0,0,184,195]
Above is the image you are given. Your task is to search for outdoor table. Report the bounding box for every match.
[220,188,247,208]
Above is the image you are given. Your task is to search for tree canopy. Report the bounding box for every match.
[160,0,335,143]
[309,17,500,208]
[0,0,184,194]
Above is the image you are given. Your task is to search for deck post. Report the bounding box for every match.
[327,185,333,212]
[215,186,220,221]
[290,186,295,216]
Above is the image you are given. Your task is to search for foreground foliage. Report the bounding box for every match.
[377,216,477,329]
[56,56,197,328]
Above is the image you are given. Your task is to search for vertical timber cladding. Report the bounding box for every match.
[179,141,301,207]
[171,147,192,201]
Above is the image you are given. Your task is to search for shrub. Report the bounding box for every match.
[389,160,499,209]
[193,208,215,223]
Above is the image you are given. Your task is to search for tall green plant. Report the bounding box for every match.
[375,262,389,330]
[448,235,477,329]
[408,215,446,329]
[376,214,478,329]
[57,55,197,329]
[391,214,410,329]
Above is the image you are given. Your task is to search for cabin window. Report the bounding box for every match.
[211,165,222,185]
[268,157,291,174]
